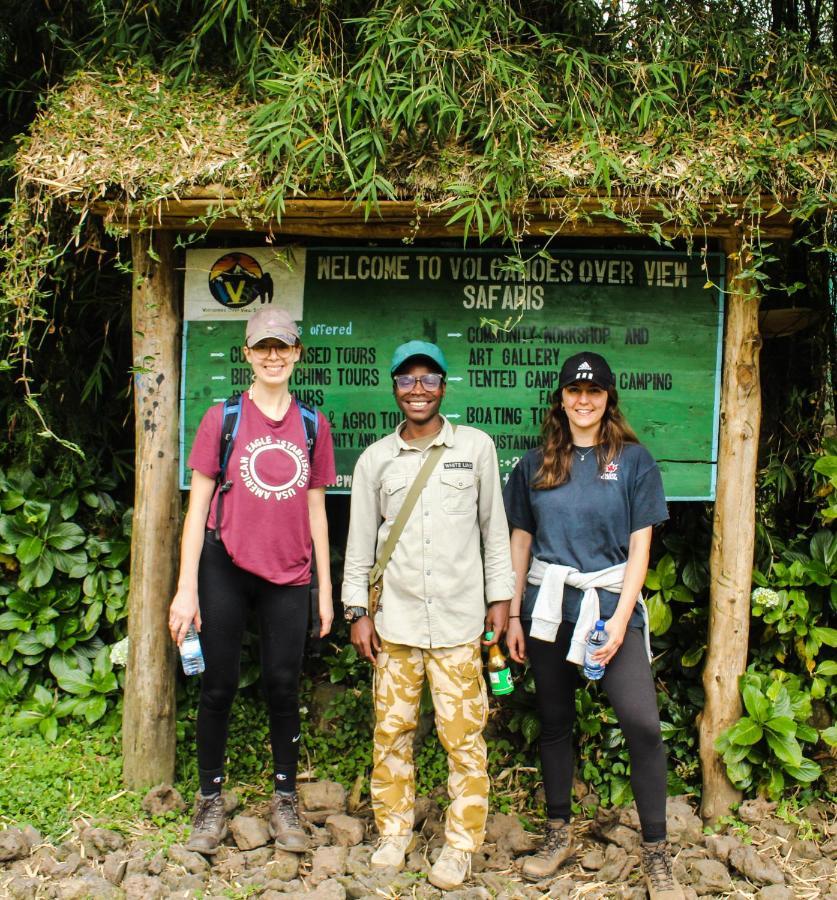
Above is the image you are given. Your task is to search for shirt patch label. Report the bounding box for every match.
[443,461,474,470]
[600,462,619,481]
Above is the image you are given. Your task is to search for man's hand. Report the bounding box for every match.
[351,616,381,664]
[481,600,511,646]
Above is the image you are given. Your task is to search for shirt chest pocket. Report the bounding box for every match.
[440,470,476,515]
[380,475,408,521]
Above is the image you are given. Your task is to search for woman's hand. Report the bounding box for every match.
[169,588,200,646]
[593,617,628,666]
[506,618,527,663]
[318,586,334,638]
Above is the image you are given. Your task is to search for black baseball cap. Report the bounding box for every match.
[558,352,615,390]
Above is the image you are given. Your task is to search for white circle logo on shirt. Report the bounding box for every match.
[239,438,309,500]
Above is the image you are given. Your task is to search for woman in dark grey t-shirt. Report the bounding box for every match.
[502,351,682,900]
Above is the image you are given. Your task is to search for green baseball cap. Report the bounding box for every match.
[390,340,448,375]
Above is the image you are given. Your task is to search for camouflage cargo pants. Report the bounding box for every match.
[371,638,489,852]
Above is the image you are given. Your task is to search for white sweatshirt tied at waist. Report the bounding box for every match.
[527,558,652,666]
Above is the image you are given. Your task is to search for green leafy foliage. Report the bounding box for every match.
[0,465,130,737]
[716,669,824,798]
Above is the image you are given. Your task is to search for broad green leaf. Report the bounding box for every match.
[764,716,796,737]
[16,535,43,565]
[21,555,54,590]
[59,493,79,520]
[765,731,803,766]
[742,685,770,723]
[795,723,818,743]
[0,611,29,631]
[811,626,837,647]
[809,529,837,567]
[766,766,785,799]
[726,717,763,746]
[657,554,677,589]
[820,725,837,747]
[75,694,107,724]
[46,521,85,551]
[667,584,693,603]
[644,570,661,591]
[813,455,837,482]
[49,656,93,696]
[783,757,822,783]
[38,715,58,742]
[815,660,837,677]
[725,759,752,788]
[721,741,751,764]
[680,644,705,668]
[645,593,672,635]
[767,683,793,718]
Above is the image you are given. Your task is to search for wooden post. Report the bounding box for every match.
[699,232,762,822]
[123,229,180,788]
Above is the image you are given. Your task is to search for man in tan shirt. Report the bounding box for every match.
[342,340,514,890]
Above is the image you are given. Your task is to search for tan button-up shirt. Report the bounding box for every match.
[342,417,515,648]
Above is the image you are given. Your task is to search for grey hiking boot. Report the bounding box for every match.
[268,791,310,852]
[185,794,228,855]
[521,819,575,881]
[641,841,685,900]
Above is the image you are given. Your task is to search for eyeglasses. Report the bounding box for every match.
[249,341,296,358]
[393,373,445,391]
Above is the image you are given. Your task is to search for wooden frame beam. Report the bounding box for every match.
[699,231,762,822]
[90,196,796,240]
[122,229,180,788]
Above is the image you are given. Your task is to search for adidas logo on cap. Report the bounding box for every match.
[578,361,592,370]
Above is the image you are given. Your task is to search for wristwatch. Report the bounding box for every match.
[344,605,369,623]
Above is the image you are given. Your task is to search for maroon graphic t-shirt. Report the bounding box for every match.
[188,393,336,585]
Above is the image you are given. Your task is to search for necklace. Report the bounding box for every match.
[574,446,595,462]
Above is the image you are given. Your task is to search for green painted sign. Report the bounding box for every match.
[181,248,724,499]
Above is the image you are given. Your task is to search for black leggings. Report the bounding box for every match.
[525,620,667,842]
[196,531,309,787]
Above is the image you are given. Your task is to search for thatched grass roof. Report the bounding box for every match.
[14,67,836,236]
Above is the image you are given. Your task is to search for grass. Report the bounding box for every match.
[0,711,147,842]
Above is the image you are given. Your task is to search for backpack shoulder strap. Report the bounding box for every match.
[214,395,243,542]
[219,395,243,482]
[296,399,319,458]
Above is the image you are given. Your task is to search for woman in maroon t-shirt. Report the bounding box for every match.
[168,307,336,857]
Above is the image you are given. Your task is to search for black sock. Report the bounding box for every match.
[199,767,224,797]
[273,768,296,793]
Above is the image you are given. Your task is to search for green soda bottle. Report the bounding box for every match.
[484,631,514,695]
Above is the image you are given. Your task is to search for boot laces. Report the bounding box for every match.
[194,795,224,832]
[536,822,569,859]
[272,792,301,829]
[643,842,675,891]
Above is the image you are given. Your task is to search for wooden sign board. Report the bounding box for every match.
[181,247,724,498]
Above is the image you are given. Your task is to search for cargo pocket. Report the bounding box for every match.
[380,476,407,521]
[440,470,476,515]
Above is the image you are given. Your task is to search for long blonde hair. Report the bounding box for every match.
[532,385,639,490]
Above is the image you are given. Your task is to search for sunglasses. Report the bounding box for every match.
[393,373,445,391]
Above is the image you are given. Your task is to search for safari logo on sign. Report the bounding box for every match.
[208,253,274,308]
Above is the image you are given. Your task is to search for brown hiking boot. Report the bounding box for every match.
[641,841,685,900]
[268,791,310,852]
[185,794,228,855]
[521,819,575,881]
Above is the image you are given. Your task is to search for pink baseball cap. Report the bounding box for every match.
[245,307,300,347]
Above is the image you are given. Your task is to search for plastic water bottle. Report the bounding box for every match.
[583,620,608,680]
[484,631,514,695]
[180,624,205,675]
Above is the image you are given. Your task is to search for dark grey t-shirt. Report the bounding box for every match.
[503,443,669,626]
